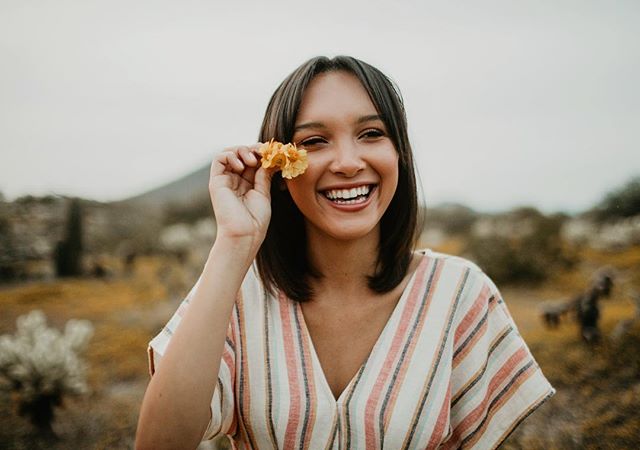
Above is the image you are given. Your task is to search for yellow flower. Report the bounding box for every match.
[259,139,308,179]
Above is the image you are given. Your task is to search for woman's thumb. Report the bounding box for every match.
[254,166,275,199]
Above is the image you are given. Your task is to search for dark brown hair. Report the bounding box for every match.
[256,55,420,302]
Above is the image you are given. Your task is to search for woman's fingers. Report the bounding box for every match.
[210,144,268,188]
[222,150,245,173]
[238,146,259,167]
[211,151,238,176]
[218,145,262,174]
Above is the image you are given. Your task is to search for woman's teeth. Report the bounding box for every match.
[323,185,372,204]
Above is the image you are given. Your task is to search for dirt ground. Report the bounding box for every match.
[0,246,638,449]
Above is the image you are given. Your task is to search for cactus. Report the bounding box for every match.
[0,310,93,435]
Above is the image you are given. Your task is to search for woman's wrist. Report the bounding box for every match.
[209,235,260,270]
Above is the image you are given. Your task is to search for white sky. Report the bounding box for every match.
[1,0,638,213]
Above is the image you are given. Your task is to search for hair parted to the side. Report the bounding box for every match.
[256,55,421,302]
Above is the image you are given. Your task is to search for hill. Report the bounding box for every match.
[113,164,210,213]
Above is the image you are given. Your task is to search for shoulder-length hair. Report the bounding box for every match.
[256,55,420,302]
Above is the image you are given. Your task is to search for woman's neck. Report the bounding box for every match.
[306,225,379,300]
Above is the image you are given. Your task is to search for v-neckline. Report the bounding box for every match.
[293,250,429,405]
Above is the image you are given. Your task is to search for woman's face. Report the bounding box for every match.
[287,70,399,242]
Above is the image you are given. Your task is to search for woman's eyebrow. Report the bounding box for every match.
[356,114,383,124]
[294,121,327,132]
[294,115,383,133]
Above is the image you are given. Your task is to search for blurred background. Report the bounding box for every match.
[1,0,639,449]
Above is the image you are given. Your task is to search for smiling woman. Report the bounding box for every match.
[257,58,418,302]
[135,56,555,450]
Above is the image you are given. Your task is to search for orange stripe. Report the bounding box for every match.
[278,293,302,450]
[363,256,430,447]
[451,322,512,404]
[383,259,440,430]
[463,363,537,448]
[452,299,499,369]
[296,305,318,449]
[451,347,529,437]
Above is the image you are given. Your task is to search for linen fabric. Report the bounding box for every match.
[147,248,555,449]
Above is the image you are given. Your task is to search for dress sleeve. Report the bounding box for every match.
[442,270,555,449]
[146,276,238,441]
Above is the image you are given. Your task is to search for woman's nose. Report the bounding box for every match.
[329,141,365,177]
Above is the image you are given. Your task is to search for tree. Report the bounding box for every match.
[54,198,84,277]
[591,176,640,223]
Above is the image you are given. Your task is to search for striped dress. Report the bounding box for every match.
[147,248,555,449]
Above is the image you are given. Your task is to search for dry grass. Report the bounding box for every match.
[0,255,195,449]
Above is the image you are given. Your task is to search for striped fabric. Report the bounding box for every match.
[147,249,555,449]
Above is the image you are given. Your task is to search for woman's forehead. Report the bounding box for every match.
[295,71,379,127]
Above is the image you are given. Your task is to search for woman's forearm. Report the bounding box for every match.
[135,238,255,450]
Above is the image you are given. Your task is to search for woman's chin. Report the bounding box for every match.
[307,221,380,243]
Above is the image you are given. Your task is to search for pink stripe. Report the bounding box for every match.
[383,258,440,430]
[279,293,302,450]
[427,381,452,449]
[364,256,431,448]
[452,347,529,437]
[236,291,257,446]
[225,304,239,436]
[454,284,491,345]
[222,344,235,379]
[453,315,488,368]
[453,298,498,368]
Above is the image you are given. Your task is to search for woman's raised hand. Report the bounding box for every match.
[209,144,274,249]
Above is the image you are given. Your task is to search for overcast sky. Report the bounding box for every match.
[1,0,638,213]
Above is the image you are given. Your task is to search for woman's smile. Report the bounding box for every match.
[321,183,374,202]
[319,183,378,211]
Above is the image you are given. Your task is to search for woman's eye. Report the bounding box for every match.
[299,137,325,146]
[360,129,385,139]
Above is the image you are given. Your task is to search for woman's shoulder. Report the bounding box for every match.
[415,247,497,299]
[416,247,485,276]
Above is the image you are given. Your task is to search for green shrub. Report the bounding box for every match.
[465,207,574,284]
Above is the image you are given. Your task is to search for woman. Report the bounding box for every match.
[136,56,555,449]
